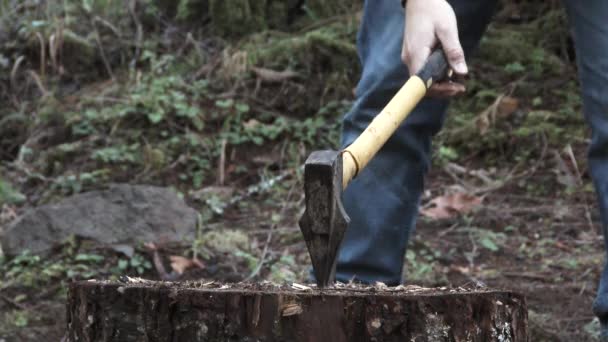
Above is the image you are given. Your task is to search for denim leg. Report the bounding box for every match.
[335,0,497,285]
[561,0,608,333]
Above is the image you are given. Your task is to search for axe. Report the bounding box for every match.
[299,49,450,287]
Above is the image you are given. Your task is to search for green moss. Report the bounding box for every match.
[60,29,98,70]
[266,0,289,30]
[478,11,568,78]
[176,0,209,21]
[244,19,358,73]
[209,0,268,38]
[305,0,357,18]
[0,177,25,206]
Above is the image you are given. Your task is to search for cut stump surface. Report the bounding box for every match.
[67,280,527,342]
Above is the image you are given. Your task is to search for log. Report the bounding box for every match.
[66,280,528,342]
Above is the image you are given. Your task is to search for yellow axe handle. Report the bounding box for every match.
[342,49,450,189]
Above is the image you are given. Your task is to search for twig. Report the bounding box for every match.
[50,20,65,75]
[472,132,549,195]
[296,12,358,33]
[564,144,595,233]
[92,22,114,80]
[217,138,227,186]
[437,223,459,238]
[466,229,478,271]
[93,16,122,38]
[244,224,274,282]
[245,181,297,281]
[224,167,300,210]
[126,0,143,67]
[502,272,550,281]
[35,32,45,78]
[0,293,29,310]
[10,55,25,90]
[28,70,49,98]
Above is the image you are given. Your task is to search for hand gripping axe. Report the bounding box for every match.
[299,49,450,287]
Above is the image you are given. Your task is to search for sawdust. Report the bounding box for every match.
[103,277,505,298]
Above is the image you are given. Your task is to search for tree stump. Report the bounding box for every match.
[67,280,528,341]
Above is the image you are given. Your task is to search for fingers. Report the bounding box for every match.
[426,81,466,98]
[404,45,432,77]
[401,0,468,98]
[435,15,468,75]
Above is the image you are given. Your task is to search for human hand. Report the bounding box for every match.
[401,0,467,97]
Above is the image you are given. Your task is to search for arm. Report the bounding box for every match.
[401,0,467,97]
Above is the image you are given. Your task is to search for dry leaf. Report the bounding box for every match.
[552,150,577,188]
[169,256,205,275]
[219,50,248,79]
[243,119,260,130]
[420,192,483,219]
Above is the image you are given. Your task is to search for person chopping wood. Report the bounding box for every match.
[335,0,608,337]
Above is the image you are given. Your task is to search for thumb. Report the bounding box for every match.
[436,23,467,75]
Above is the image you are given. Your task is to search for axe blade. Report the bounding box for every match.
[299,150,350,287]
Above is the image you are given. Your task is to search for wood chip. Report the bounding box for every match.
[291,283,312,291]
[374,282,389,290]
[281,303,303,317]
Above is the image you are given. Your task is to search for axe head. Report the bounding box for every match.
[299,150,350,288]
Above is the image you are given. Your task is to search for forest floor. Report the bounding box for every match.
[0,1,604,341]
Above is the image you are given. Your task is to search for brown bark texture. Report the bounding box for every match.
[67,280,528,342]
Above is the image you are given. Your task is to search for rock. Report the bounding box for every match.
[0,184,198,256]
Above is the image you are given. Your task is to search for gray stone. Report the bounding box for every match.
[0,184,199,256]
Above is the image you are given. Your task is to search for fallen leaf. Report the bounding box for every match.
[450,265,472,275]
[552,149,577,188]
[243,119,261,130]
[169,256,205,275]
[475,95,519,135]
[555,241,572,252]
[420,192,483,219]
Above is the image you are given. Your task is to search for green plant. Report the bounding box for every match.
[235,250,258,272]
[269,254,297,283]
[113,253,152,275]
[405,246,442,284]
[3,310,29,329]
[435,145,459,165]
[0,177,25,205]
[4,250,40,279]
[92,144,140,164]
[52,170,110,195]
[130,75,203,127]
[466,227,507,252]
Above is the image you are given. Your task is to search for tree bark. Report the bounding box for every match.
[67,280,528,342]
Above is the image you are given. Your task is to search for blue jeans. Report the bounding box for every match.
[337,0,608,329]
